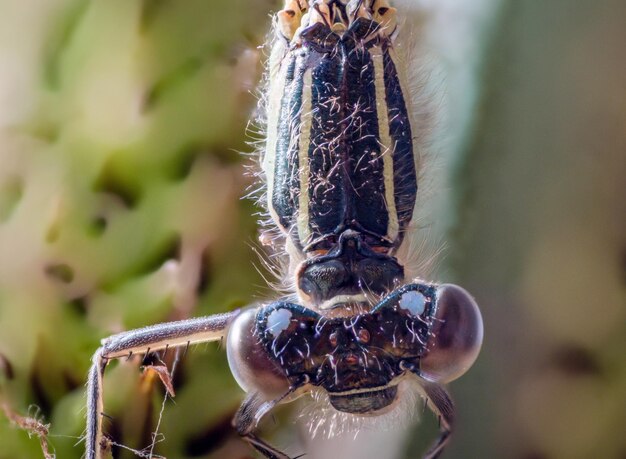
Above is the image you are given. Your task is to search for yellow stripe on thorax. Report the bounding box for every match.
[264,44,289,227]
[296,70,313,243]
[372,46,399,242]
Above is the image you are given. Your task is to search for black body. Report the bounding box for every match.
[270,18,417,251]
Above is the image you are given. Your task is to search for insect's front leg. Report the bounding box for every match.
[232,387,303,459]
[420,381,455,459]
[85,310,240,459]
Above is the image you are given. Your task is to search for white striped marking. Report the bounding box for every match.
[372,46,399,242]
[297,69,313,244]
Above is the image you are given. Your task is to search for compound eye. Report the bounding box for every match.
[226,309,290,399]
[420,284,483,384]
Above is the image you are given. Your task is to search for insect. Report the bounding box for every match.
[85,1,483,458]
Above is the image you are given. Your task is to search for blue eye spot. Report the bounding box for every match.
[399,291,426,317]
[266,309,293,337]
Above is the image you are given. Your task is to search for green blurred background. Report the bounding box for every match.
[0,1,624,458]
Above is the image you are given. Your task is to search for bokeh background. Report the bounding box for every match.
[0,1,624,459]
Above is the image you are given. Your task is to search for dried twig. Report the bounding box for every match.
[1,402,55,459]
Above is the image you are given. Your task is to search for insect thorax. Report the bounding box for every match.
[263,1,417,308]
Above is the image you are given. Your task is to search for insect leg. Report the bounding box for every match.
[85,310,240,459]
[232,388,300,459]
[420,381,455,459]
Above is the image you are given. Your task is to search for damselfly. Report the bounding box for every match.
[85,1,483,458]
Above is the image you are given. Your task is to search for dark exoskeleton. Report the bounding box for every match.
[85,1,483,458]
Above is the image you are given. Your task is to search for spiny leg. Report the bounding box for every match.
[86,310,240,459]
[233,387,302,459]
[420,381,455,459]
